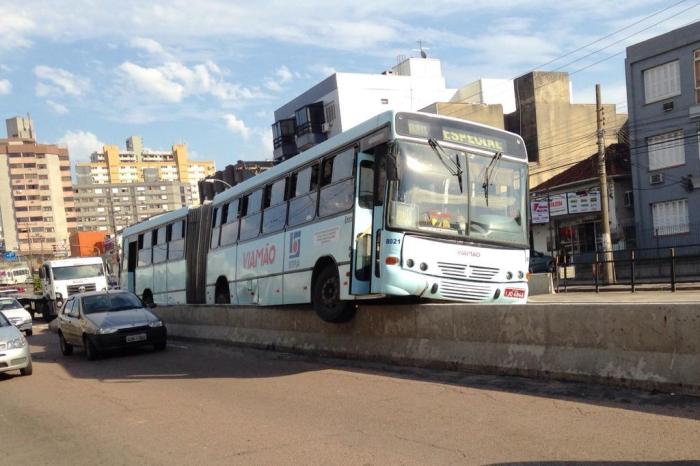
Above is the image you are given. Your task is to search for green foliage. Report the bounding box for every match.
[32,274,41,294]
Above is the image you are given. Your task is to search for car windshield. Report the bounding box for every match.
[388,140,528,247]
[0,298,23,310]
[82,293,143,314]
[52,264,104,280]
[0,312,10,327]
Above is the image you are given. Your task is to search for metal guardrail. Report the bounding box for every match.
[553,247,700,292]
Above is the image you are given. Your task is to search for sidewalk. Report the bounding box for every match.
[529,288,700,303]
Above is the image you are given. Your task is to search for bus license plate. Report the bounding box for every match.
[126,333,147,343]
[504,288,525,299]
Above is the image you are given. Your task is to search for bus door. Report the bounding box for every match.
[127,240,137,293]
[350,151,374,294]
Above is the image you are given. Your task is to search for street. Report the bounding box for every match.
[2,324,700,465]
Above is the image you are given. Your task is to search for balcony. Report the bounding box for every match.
[294,103,327,153]
[272,118,298,162]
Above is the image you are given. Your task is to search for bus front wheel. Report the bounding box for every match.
[312,265,356,323]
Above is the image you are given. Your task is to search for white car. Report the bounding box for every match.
[0,298,33,336]
[0,311,32,376]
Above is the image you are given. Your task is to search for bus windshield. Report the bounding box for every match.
[388,140,527,247]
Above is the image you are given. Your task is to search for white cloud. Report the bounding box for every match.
[46,99,69,114]
[57,130,104,163]
[34,65,89,97]
[130,37,167,56]
[0,8,34,50]
[265,65,295,92]
[223,113,250,139]
[259,127,273,155]
[118,58,264,104]
[118,61,185,102]
[0,79,11,95]
[276,66,292,83]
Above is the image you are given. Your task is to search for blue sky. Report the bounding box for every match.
[0,0,697,170]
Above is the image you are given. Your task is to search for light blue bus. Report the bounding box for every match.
[121,111,530,323]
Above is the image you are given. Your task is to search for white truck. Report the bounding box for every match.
[24,257,109,321]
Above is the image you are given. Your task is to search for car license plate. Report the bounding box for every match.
[504,288,525,299]
[126,333,147,343]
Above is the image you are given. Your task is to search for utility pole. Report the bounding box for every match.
[596,84,615,284]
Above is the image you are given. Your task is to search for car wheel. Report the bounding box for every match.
[84,335,99,361]
[154,340,167,352]
[312,265,356,323]
[25,329,32,337]
[20,359,32,376]
[59,332,73,356]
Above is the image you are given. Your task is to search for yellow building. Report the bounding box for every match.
[76,136,215,206]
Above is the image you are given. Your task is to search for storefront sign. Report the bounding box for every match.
[567,190,601,214]
[530,199,550,224]
[548,194,568,216]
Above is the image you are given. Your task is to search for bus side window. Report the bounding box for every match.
[168,220,185,261]
[210,207,221,250]
[220,200,239,246]
[263,178,287,234]
[152,226,167,264]
[288,164,318,227]
[239,189,262,241]
[138,231,152,266]
[319,149,354,217]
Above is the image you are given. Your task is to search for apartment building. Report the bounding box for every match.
[198,160,274,203]
[74,181,187,235]
[625,21,700,249]
[0,117,74,258]
[76,136,215,206]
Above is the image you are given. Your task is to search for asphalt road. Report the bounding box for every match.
[2,324,700,465]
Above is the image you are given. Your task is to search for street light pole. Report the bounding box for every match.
[204,178,232,189]
[596,84,615,284]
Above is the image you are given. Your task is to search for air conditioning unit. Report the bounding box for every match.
[321,122,331,133]
[649,173,664,184]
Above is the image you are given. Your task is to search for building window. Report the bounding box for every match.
[695,50,700,104]
[647,130,684,171]
[643,60,680,104]
[652,199,689,236]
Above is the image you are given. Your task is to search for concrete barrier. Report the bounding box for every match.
[157,303,700,396]
[527,273,554,295]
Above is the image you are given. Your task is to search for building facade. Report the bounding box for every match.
[625,21,700,249]
[507,72,626,188]
[74,181,187,235]
[76,136,215,206]
[271,57,457,162]
[0,117,75,258]
[198,160,273,203]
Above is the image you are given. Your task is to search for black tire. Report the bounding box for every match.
[41,301,51,322]
[154,340,167,352]
[59,332,73,356]
[312,265,356,323]
[84,335,99,361]
[25,329,32,337]
[20,359,32,376]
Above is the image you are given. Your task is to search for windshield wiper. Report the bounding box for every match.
[481,150,502,206]
[428,138,463,193]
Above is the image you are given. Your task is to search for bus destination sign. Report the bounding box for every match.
[396,113,526,159]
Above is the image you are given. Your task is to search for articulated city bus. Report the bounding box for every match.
[121,111,530,322]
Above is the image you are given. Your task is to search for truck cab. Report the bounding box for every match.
[39,257,108,318]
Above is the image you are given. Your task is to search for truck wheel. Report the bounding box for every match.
[312,265,356,323]
[59,332,73,356]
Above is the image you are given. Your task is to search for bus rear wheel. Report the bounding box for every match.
[312,265,355,323]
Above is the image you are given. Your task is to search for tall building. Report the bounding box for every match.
[74,181,189,235]
[0,117,75,258]
[625,21,700,249]
[76,136,215,206]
